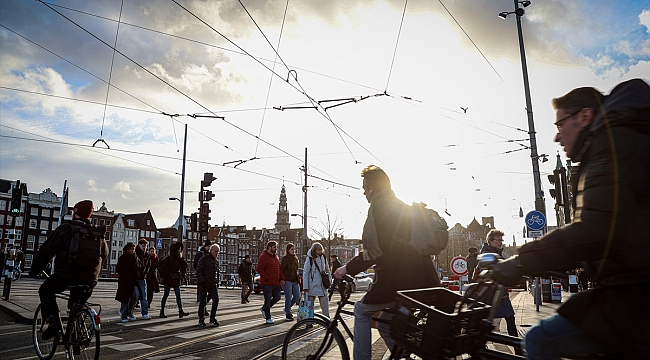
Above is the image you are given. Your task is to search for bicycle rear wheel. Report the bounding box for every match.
[227,280,236,290]
[282,318,350,360]
[67,309,99,360]
[33,304,58,360]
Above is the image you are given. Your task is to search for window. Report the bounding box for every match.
[39,236,47,246]
[6,216,12,226]
[111,251,117,260]
[53,210,59,218]
[40,220,49,230]
[106,220,111,226]
[0,229,3,239]
[24,254,33,269]
[113,241,117,247]
[27,235,35,250]
[100,219,105,225]
[119,241,123,247]
[29,219,37,229]
[127,219,135,227]
[93,218,98,225]
[147,220,150,225]
[42,209,51,217]
[140,230,145,237]
[0,200,5,211]
[113,231,117,238]
[15,230,21,240]
[31,207,39,216]
[0,215,4,226]
[16,216,23,227]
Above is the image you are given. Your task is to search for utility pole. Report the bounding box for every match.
[302,148,308,262]
[178,123,188,245]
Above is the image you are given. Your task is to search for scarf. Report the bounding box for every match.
[362,188,402,261]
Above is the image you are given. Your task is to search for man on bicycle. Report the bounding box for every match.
[30,200,109,340]
[334,165,440,360]
[492,79,650,358]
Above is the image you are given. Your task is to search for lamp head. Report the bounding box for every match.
[520,1,531,7]
[498,11,509,19]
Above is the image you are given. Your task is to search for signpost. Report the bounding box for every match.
[525,210,547,311]
[450,256,467,295]
[156,238,163,250]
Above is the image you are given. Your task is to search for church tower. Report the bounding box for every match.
[275,185,291,232]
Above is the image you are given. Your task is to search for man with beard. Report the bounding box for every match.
[257,241,285,324]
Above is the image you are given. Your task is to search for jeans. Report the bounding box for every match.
[261,284,281,319]
[353,296,394,360]
[38,274,94,323]
[131,279,148,316]
[199,286,219,321]
[308,295,330,318]
[241,282,253,300]
[525,314,616,359]
[161,286,184,312]
[121,285,138,319]
[283,281,300,316]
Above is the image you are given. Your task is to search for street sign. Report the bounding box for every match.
[156,238,163,250]
[527,229,544,238]
[525,210,546,231]
[450,256,468,276]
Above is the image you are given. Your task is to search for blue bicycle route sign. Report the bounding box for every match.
[156,238,163,250]
[525,211,546,231]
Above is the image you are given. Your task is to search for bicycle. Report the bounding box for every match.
[10,266,22,281]
[281,274,356,359]
[33,283,101,360]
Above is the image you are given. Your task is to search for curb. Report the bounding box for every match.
[0,299,33,325]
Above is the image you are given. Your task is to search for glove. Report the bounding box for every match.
[492,256,524,287]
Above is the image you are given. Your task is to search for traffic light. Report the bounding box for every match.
[202,172,217,187]
[199,190,213,202]
[10,180,22,215]
[547,171,563,206]
[198,203,211,232]
[190,213,198,232]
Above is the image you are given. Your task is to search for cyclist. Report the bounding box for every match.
[492,79,650,358]
[29,200,109,340]
[334,165,440,360]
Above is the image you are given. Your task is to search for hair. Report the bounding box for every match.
[266,241,277,249]
[286,243,295,252]
[123,242,136,252]
[552,87,604,114]
[149,247,156,252]
[330,254,338,258]
[138,238,148,245]
[468,247,478,254]
[486,229,505,242]
[209,244,220,252]
[361,165,391,191]
[311,242,323,252]
[244,254,251,260]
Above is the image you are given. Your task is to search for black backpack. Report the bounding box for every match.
[67,222,105,269]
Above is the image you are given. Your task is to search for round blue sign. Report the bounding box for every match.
[525,211,546,231]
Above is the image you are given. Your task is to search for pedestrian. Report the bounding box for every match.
[238,254,254,304]
[132,239,151,320]
[303,242,331,319]
[196,244,220,327]
[257,241,285,324]
[281,243,300,321]
[577,268,589,291]
[116,242,138,323]
[146,247,160,307]
[492,79,650,358]
[194,240,211,302]
[159,242,190,318]
[466,247,478,280]
[0,247,5,283]
[333,165,440,360]
[329,254,343,300]
[479,229,521,354]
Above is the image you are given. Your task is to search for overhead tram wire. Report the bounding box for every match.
[385,0,408,92]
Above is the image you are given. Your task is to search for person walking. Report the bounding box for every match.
[132,239,151,320]
[146,247,160,308]
[466,247,478,280]
[159,242,190,318]
[196,244,220,327]
[329,254,343,300]
[238,255,254,304]
[281,243,300,321]
[194,240,211,302]
[303,242,331,319]
[116,242,138,323]
[257,241,285,324]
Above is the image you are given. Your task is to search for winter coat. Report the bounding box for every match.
[281,254,300,283]
[146,255,160,293]
[303,249,330,297]
[346,189,440,304]
[238,260,254,283]
[480,243,514,318]
[135,245,151,280]
[466,252,478,279]
[115,252,138,303]
[257,250,284,286]
[159,242,187,288]
[31,218,109,282]
[196,253,219,290]
[517,78,650,357]
[194,247,209,271]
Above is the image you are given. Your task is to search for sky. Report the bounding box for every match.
[1,0,649,246]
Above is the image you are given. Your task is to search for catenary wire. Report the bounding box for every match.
[99,0,124,140]
[385,0,408,92]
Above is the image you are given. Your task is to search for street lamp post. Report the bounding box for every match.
[169,197,183,244]
[499,0,546,216]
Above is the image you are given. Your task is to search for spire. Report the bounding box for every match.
[275,185,290,232]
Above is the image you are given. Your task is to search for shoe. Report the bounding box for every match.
[198,319,206,327]
[121,318,128,323]
[204,310,209,317]
[159,312,167,318]
[260,307,265,319]
[210,319,220,327]
[245,298,250,303]
[142,315,151,320]
[241,299,246,304]
[128,315,136,321]
[42,322,61,340]
[179,311,190,318]
[266,318,274,324]
[285,314,294,321]
[135,303,140,308]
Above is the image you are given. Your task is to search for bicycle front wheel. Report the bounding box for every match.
[33,304,57,360]
[282,318,350,360]
[67,309,100,360]
[228,280,236,290]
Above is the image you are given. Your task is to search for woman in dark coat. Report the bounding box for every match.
[159,242,189,318]
[116,243,138,323]
[146,247,160,307]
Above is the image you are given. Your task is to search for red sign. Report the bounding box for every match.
[450,256,468,276]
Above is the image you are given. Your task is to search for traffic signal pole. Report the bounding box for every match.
[3,180,22,300]
[178,124,188,245]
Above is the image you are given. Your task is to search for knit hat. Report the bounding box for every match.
[73,200,93,219]
[203,239,212,248]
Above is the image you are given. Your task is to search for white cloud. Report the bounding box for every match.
[120,193,133,200]
[86,179,98,192]
[640,9,650,33]
[113,180,132,193]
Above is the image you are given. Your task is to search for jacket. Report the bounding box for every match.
[281,254,300,283]
[480,243,514,318]
[196,253,219,289]
[135,245,151,280]
[238,260,254,283]
[303,249,329,297]
[31,218,109,282]
[194,247,209,271]
[257,250,284,286]
[346,189,440,304]
[115,252,138,303]
[146,255,160,293]
[159,242,187,288]
[466,252,478,279]
[517,79,650,356]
